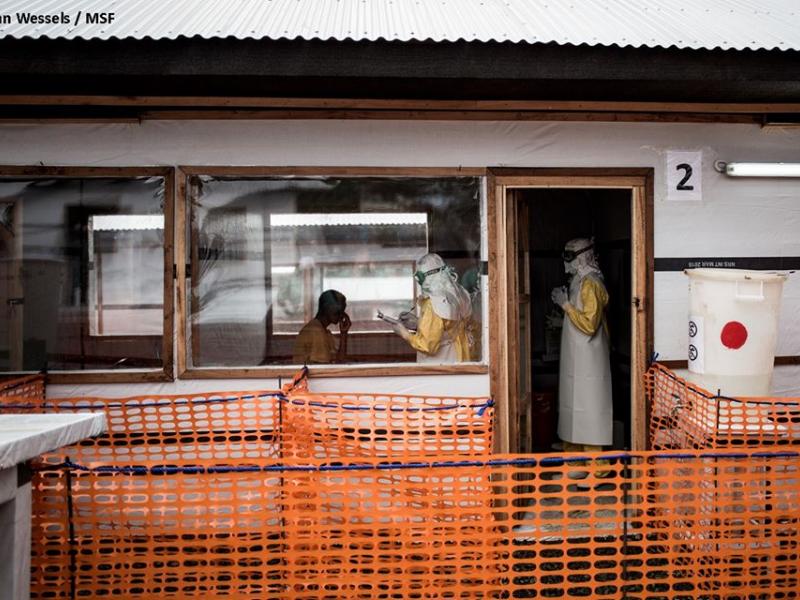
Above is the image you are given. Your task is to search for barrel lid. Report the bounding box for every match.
[684,268,789,283]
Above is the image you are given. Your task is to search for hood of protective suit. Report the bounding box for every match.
[416,253,472,321]
[564,238,604,281]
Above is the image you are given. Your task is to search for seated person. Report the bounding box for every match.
[292,289,351,364]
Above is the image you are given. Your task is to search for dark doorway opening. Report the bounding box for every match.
[519,188,632,452]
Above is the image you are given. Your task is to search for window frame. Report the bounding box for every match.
[176,166,489,379]
[0,166,175,383]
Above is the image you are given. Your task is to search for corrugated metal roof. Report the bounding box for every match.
[270,213,427,227]
[91,214,164,231]
[0,0,798,51]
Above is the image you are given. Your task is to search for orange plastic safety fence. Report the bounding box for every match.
[27,387,282,600]
[30,391,494,467]
[279,371,494,459]
[20,366,800,598]
[40,390,285,464]
[0,373,46,410]
[31,450,800,599]
[280,390,494,460]
[648,363,800,449]
[25,379,493,598]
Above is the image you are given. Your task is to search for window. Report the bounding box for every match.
[184,173,483,371]
[0,168,173,380]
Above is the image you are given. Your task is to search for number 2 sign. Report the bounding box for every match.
[666,150,702,202]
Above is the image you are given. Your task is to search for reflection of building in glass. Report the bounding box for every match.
[190,176,482,367]
[269,212,427,333]
[88,215,164,337]
[0,177,167,372]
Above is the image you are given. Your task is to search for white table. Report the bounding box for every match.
[0,413,107,600]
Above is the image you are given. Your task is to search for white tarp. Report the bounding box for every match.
[0,413,106,468]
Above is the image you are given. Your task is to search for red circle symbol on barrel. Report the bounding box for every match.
[720,321,748,349]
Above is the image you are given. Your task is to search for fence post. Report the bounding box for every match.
[65,458,77,600]
[621,453,631,600]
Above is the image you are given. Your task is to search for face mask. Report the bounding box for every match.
[561,244,593,263]
[414,265,446,286]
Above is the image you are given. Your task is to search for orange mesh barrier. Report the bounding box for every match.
[280,390,494,460]
[648,362,800,449]
[30,450,800,599]
[0,373,46,409]
[40,390,285,464]
[279,370,494,460]
[17,367,800,598]
[24,376,493,598]
[31,391,493,466]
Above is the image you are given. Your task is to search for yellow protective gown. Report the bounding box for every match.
[405,297,471,363]
[558,275,613,446]
[563,277,610,337]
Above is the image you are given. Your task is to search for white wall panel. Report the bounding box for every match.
[46,373,491,399]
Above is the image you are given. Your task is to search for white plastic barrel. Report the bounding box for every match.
[685,268,787,397]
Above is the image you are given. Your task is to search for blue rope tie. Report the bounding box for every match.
[1,394,494,414]
[44,450,800,476]
[476,399,494,416]
[0,392,286,411]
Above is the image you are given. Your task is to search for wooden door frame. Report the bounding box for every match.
[487,168,654,453]
[0,200,24,371]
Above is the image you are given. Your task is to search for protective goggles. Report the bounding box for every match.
[561,244,593,262]
[414,265,446,285]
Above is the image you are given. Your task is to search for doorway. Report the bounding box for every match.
[520,188,632,452]
[488,170,653,453]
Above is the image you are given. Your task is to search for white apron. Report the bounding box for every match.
[416,333,458,363]
[557,273,613,445]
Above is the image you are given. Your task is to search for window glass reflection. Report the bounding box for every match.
[0,177,166,372]
[189,176,482,367]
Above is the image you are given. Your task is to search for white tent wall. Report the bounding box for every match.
[0,119,798,398]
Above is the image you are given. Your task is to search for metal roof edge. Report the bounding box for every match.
[0,34,800,53]
[0,33,796,53]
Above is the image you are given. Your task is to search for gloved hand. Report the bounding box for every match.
[392,322,412,341]
[399,310,418,331]
[551,286,569,308]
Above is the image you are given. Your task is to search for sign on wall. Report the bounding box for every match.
[666,150,703,202]
[654,256,800,271]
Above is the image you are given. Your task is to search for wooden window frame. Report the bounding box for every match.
[487,168,655,452]
[0,166,175,383]
[175,166,489,379]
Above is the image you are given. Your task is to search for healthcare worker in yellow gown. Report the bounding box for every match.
[551,238,613,454]
[392,253,473,363]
